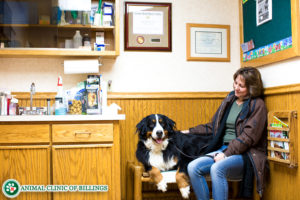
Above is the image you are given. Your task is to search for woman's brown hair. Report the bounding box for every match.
[233,67,264,98]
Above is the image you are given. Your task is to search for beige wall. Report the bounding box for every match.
[0,57,88,92]
[0,0,240,93]
[0,0,299,93]
[259,57,300,88]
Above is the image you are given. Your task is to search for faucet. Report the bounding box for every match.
[30,82,35,112]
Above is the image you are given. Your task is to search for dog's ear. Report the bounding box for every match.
[162,115,176,132]
[136,116,148,135]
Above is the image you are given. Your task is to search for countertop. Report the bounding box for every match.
[0,114,125,122]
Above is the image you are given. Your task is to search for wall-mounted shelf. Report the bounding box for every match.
[0,24,115,30]
[0,0,119,57]
[0,48,118,58]
[267,110,298,167]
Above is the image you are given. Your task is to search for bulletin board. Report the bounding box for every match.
[239,0,300,67]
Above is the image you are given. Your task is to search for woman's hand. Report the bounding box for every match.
[181,130,190,134]
[214,153,226,162]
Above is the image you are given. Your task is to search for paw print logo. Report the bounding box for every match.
[6,183,16,193]
[2,179,21,198]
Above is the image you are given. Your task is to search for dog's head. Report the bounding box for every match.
[136,114,176,144]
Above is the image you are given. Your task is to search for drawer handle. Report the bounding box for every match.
[74,131,92,136]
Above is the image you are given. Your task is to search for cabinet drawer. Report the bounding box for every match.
[52,124,113,143]
[0,125,50,144]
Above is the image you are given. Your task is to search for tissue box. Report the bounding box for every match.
[103,2,114,26]
[96,32,104,44]
[103,3,113,15]
[102,103,121,115]
[103,15,112,26]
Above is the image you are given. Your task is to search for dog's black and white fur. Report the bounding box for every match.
[136,114,212,199]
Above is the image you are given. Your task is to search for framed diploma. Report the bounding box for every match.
[186,24,230,62]
[125,2,172,51]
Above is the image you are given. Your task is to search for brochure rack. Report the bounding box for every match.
[267,110,298,168]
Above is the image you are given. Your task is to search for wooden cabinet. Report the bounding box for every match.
[0,146,51,200]
[0,119,122,200]
[0,124,51,200]
[0,0,119,57]
[52,122,120,200]
[52,144,112,200]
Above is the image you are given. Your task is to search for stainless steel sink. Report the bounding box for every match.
[19,83,47,115]
[19,107,47,115]
[18,83,49,115]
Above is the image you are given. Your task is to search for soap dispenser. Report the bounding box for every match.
[73,30,82,48]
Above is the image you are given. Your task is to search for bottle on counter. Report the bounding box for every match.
[55,76,67,115]
[57,76,64,97]
[73,30,82,48]
[47,98,51,115]
[55,97,65,115]
[1,91,11,116]
[9,97,18,115]
[6,93,11,115]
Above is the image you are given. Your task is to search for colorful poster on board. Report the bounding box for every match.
[242,37,292,62]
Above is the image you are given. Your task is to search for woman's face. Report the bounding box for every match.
[234,75,248,100]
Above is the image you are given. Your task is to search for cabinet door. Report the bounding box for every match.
[0,146,50,200]
[52,144,113,200]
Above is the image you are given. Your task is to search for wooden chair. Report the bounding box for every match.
[127,161,242,200]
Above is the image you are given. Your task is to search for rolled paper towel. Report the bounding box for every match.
[59,0,91,11]
[64,59,99,74]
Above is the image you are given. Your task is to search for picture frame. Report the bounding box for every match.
[186,23,230,62]
[124,2,172,51]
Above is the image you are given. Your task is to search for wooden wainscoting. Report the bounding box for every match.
[108,92,226,200]
[263,84,300,200]
[12,84,300,200]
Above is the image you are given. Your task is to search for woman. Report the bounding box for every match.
[183,67,268,200]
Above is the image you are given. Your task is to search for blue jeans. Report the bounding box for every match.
[187,145,244,200]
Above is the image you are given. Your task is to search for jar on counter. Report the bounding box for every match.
[82,34,91,47]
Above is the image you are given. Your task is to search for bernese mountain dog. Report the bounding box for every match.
[135,114,212,199]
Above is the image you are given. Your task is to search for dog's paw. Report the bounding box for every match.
[157,179,167,192]
[179,186,190,199]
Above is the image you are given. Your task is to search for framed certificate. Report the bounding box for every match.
[124,2,172,51]
[186,23,230,62]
